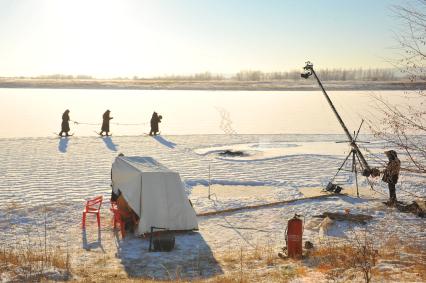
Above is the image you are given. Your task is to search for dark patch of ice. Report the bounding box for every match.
[218,150,249,157]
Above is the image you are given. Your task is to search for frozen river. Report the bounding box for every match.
[0,88,410,138]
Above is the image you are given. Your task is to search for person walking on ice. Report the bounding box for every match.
[382,150,401,205]
[100,110,113,136]
[59,109,71,137]
[149,112,162,136]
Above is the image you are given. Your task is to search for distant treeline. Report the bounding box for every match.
[13,68,401,81]
[150,72,225,81]
[231,68,397,81]
[143,68,399,81]
[32,74,94,80]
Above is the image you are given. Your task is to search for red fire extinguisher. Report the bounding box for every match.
[285,214,303,259]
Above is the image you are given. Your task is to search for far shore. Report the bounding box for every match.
[0,78,423,91]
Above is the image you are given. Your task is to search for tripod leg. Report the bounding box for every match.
[353,151,359,197]
[355,153,375,191]
[331,151,352,183]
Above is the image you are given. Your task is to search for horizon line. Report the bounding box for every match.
[0,67,403,80]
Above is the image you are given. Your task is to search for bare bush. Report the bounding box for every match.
[310,231,378,283]
[368,0,426,173]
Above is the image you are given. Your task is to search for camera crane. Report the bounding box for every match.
[301,62,379,197]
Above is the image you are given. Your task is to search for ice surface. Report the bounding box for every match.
[0,89,412,138]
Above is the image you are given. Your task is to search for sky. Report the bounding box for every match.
[0,0,408,78]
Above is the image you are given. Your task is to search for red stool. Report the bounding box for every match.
[82,196,103,228]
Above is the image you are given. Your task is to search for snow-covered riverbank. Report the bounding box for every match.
[1,134,424,281]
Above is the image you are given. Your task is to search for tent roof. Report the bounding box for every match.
[119,156,173,173]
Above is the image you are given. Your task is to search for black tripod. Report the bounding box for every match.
[329,121,371,197]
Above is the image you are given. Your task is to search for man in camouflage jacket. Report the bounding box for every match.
[382,150,401,203]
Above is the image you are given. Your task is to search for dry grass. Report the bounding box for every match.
[307,234,426,283]
[380,235,402,260]
[377,237,426,282]
[73,265,129,282]
[310,243,362,270]
[309,236,378,282]
[2,233,423,283]
[0,245,70,282]
[295,266,307,277]
[66,235,425,283]
[218,242,279,270]
[3,222,424,283]
[93,254,110,267]
[208,242,300,283]
[0,247,68,270]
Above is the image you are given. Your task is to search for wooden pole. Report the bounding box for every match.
[208,164,211,200]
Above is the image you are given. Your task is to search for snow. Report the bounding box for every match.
[0,134,425,281]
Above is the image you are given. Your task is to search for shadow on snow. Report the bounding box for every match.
[82,227,105,253]
[102,136,119,151]
[115,232,223,280]
[58,137,69,153]
[153,135,177,149]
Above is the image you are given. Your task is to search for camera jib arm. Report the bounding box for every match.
[301,62,374,192]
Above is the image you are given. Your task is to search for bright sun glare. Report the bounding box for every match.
[39,0,171,77]
[0,0,399,77]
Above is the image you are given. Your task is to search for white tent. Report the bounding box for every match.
[111,156,198,235]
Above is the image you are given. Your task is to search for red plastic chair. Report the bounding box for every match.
[82,196,103,228]
[110,201,126,238]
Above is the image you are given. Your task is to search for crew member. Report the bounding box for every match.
[59,109,71,137]
[100,110,113,136]
[382,150,401,204]
[149,112,162,136]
